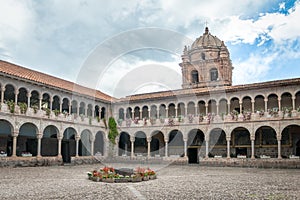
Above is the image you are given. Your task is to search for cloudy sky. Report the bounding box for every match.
[0,0,299,98]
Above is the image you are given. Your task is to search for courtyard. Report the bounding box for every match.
[0,163,299,199]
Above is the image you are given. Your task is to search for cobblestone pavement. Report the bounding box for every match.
[0,163,299,199]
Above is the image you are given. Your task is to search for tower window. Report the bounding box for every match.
[191,70,199,83]
[210,68,218,81]
[201,53,205,60]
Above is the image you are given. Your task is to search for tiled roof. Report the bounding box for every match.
[0,60,113,102]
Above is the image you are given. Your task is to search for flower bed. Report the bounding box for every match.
[87,166,157,183]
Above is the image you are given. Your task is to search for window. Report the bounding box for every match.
[191,70,199,83]
[201,53,205,60]
[210,68,218,81]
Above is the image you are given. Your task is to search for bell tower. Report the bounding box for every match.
[179,27,233,89]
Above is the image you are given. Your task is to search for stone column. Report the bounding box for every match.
[157,107,160,119]
[185,107,188,117]
[226,138,231,158]
[12,131,19,157]
[251,139,255,159]
[115,138,119,157]
[130,137,135,158]
[277,134,282,159]
[14,89,19,105]
[27,93,31,108]
[251,100,255,113]
[147,137,151,158]
[1,86,5,104]
[216,104,219,116]
[292,96,296,111]
[57,135,62,158]
[194,106,198,116]
[68,103,71,114]
[131,110,134,119]
[139,110,142,119]
[278,98,281,112]
[239,101,243,113]
[36,133,42,157]
[166,108,169,118]
[49,99,53,111]
[59,100,63,113]
[164,139,168,157]
[75,135,80,157]
[77,104,80,115]
[205,140,209,158]
[205,104,208,115]
[264,98,268,112]
[90,137,95,156]
[184,139,187,158]
[175,107,178,118]
[148,109,151,119]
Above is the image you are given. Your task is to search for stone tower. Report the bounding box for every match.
[180,27,233,89]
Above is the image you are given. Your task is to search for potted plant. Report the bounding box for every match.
[6,100,15,113]
[54,109,60,117]
[18,102,28,114]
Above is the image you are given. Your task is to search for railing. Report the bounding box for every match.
[0,103,106,127]
[117,111,300,128]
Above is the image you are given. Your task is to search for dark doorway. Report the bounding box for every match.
[62,141,71,163]
[188,148,198,163]
[296,140,300,156]
[236,147,247,157]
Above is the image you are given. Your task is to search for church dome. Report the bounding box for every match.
[191,27,223,49]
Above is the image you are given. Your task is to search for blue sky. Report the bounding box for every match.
[0,0,299,97]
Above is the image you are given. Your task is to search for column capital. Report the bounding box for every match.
[12,132,19,137]
[36,133,43,139]
[147,137,152,143]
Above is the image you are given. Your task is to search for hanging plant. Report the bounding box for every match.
[44,108,51,118]
[6,100,15,114]
[108,117,118,144]
[18,102,28,114]
[54,109,60,116]
[32,105,38,114]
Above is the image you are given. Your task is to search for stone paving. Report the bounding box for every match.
[0,163,299,199]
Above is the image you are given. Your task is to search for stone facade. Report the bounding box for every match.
[0,27,300,167]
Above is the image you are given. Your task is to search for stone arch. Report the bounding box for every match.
[281,92,292,110]
[94,105,100,118]
[281,125,300,157]
[187,101,195,115]
[208,99,217,114]
[100,107,106,119]
[52,95,60,111]
[87,104,93,117]
[219,98,228,115]
[62,98,70,113]
[142,105,149,119]
[79,129,93,156]
[42,93,51,109]
[4,84,15,102]
[118,132,131,156]
[17,87,28,104]
[18,122,39,156]
[134,131,147,155]
[267,94,278,111]
[230,97,240,113]
[79,102,85,115]
[30,90,39,108]
[126,107,132,119]
[134,106,140,119]
[168,103,176,117]
[254,95,265,112]
[151,130,165,157]
[295,91,300,109]
[168,130,184,156]
[94,131,105,156]
[242,96,252,112]
[159,104,166,118]
[231,127,251,157]
[255,126,277,157]
[150,105,157,119]
[42,125,59,156]
[62,127,77,162]
[119,108,125,120]
[177,102,185,117]
[71,100,78,114]
[0,119,14,156]
[198,100,206,115]
[209,128,226,157]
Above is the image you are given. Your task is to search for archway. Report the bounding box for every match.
[231,127,250,157]
[62,127,76,163]
[79,129,93,156]
[187,129,204,163]
[255,126,277,157]
[18,123,38,156]
[209,128,226,157]
[134,131,147,155]
[0,120,13,156]
[168,130,184,156]
[42,125,58,156]
[94,131,104,156]
[118,132,131,156]
[151,131,165,157]
[281,125,300,157]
